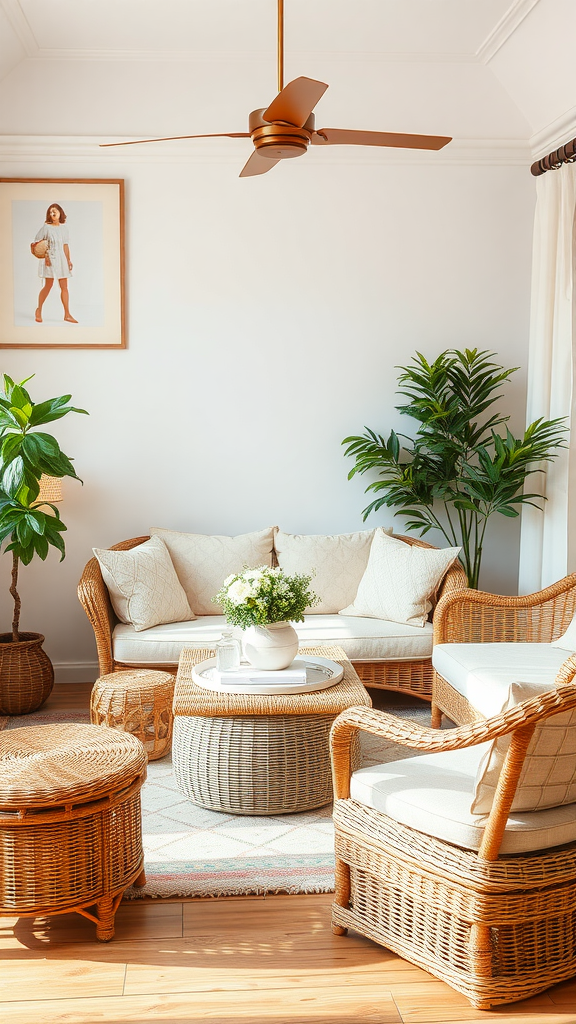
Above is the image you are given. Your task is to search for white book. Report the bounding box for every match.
[214,660,307,685]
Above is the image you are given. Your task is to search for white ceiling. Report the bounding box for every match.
[0,0,573,155]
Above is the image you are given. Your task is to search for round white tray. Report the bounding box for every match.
[191,656,344,695]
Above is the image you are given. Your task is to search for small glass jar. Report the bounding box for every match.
[216,630,241,672]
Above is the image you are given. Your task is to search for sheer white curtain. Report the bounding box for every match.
[518,163,576,594]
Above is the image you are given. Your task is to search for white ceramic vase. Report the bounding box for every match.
[242,621,299,671]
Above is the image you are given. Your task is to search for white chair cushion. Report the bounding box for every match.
[150,526,276,615]
[93,536,193,632]
[350,746,576,854]
[274,528,381,613]
[341,529,460,627]
[471,679,576,813]
[112,614,434,667]
[432,642,570,718]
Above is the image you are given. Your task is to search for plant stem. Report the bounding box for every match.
[10,552,20,642]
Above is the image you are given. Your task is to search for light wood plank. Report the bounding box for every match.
[0,958,126,1002]
[0,901,183,948]
[391,980,557,1020]
[0,987,402,1023]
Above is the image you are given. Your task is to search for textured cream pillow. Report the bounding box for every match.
[471,679,576,813]
[340,529,460,627]
[274,528,388,613]
[150,526,276,615]
[94,536,193,632]
[551,613,576,652]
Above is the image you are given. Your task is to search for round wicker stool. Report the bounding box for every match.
[0,724,147,941]
[90,670,175,761]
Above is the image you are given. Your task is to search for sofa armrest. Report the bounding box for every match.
[433,574,576,646]
[77,536,150,676]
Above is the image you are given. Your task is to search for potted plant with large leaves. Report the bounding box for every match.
[0,375,87,713]
[343,349,566,589]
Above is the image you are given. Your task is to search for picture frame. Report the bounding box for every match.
[0,178,126,349]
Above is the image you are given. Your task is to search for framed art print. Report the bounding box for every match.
[0,178,125,348]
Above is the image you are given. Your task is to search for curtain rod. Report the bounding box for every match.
[530,136,576,176]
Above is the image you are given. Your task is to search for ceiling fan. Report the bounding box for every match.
[101,0,452,176]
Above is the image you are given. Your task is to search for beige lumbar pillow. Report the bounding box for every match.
[150,526,276,615]
[274,528,387,613]
[94,536,193,632]
[471,679,576,813]
[340,528,460,627]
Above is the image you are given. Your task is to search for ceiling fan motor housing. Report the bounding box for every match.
[249,108,315,159]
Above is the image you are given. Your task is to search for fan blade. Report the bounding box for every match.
[262,77,328,128]
[100,132,250,148]
[311,128,452,151]
[239,151,281,178]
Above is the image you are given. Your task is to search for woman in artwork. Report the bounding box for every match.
[31,203,77,323]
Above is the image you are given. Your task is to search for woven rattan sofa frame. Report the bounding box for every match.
[78,534,467,701]
[330,667,576,1009]
[431,573,576,727]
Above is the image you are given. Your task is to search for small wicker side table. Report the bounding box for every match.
[0,723,147,941]
[90,669,175,761]
[172,645,371,815]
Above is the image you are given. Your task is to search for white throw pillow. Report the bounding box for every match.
[274,528,388,613]
[551,613,576,652]
[94,536,193,632]
[340,529,460,627]
[150,526,276,615]
[471,679,576,813]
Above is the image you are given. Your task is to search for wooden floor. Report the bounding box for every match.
[2,685,576,1023]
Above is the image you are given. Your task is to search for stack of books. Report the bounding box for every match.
[213,660,308,687]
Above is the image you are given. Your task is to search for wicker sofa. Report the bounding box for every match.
[78,532,466,699]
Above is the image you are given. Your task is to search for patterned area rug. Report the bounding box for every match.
[0,703,431,898]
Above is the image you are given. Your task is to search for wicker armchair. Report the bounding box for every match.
[330,673,576,1009]
[431,574,576,727]
[78,534,467,699]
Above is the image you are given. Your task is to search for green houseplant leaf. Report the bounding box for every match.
[0,375,88,641]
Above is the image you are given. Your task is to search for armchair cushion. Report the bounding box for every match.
[472,679,576,813]
[432,642,569,718]
[150,526,276,615]
[340,529,460,626]
[93,536,193,632]
[350,746,576,854]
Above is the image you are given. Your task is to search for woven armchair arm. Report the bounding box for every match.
[77,536,149,676]
[331,671,576,802]
[433,574,576,645]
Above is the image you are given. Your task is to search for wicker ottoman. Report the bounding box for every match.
[0,723,147,941]
[90,669,175,761]
[172,645,371,815]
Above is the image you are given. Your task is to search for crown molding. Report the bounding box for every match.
[0,0,38,57]
[0,135,531,167]
[530,106,576,159]
[476,0,541,64]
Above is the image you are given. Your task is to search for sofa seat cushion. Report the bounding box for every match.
[113,614,434,667]
[350,746,576,854]
[432,643,570,718]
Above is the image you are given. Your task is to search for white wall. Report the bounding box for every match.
[0,142,535,680]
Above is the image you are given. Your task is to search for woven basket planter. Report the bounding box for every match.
[0,632,54,715]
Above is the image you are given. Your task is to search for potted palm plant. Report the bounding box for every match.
[0,374,87,713]
[343,348,566,588]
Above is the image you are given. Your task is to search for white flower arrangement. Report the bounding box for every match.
[214,565,318,628]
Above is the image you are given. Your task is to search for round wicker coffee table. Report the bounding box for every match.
[90,669,175,761]
[0,723,147,941]
[172,645,371,815]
